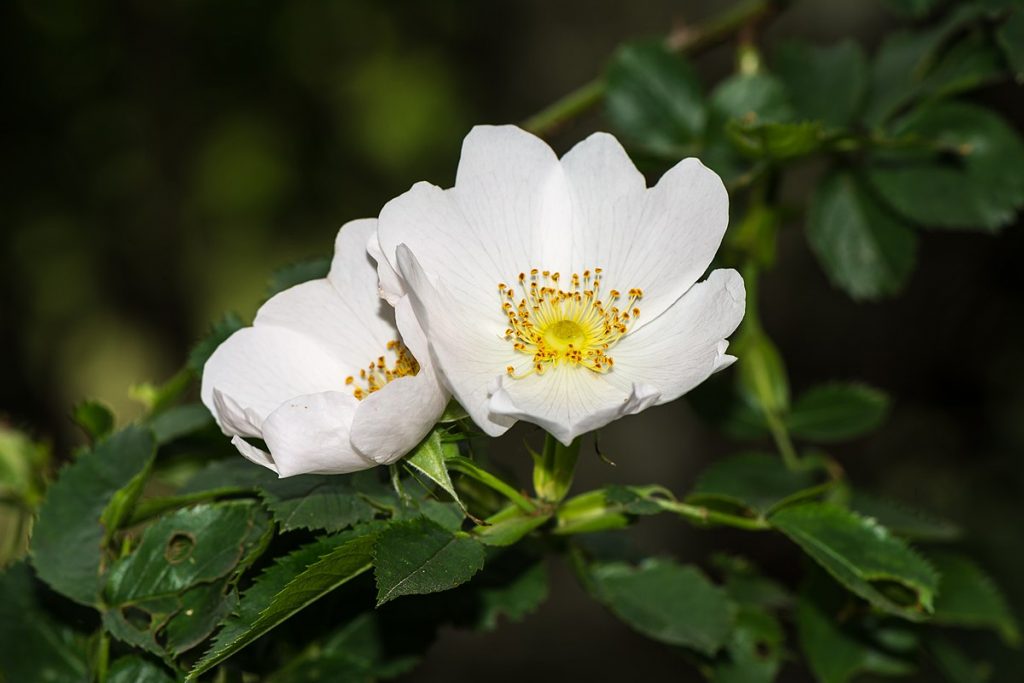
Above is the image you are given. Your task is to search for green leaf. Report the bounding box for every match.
[266,256,331,297]
[864,6,990,125]
[72,399,115,442]
[146,403,214,445]
[475,560,549,631]
[605,40,705,157]
[797,569,918,683]
[406,430,463,509]
[188,312,244,375]
[785,383,890,442]
[105,500,269,605]
[713,554,792,611]
[588,558,732,655]
[179,457,276,494]
[726,120,825,160]
[260,475,377,532]
[709,72,792,124]
[31,426,156,605]
[807,171,916,300]
[775,40,868,128]
[928,551,1020,645]
[712,607,783,683]
[997,9,1024,82]
[188,528,378,680]
[107,656,175,683]
[848,490,960,541]
[0,563,90,683]
[163,580,238,655]
[770,502,939,620]
[868,102,1024,232]
[374,516,485,605]
[688,453,829,517]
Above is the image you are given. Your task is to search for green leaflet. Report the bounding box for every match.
[260,474,377,532]
[687,452,829,517]
[72,399,115,442]
[807,170,917,300]
[405,429,463,509]
[848,491,960,541]
[928,551,1020,645]
[770,502,939,620]
[588,558,732,655]
[785,383,890,442]
[188,527,379,680]
[0,562,90,683]
[868,102,1024,232]
[797,569,918,683]
[31,426,156,606]
[604,40,705,158]
[374,516,485,605]
[774,40,867,128]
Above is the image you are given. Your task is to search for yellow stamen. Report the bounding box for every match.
[500,267,643,377]
[344,340,419,400]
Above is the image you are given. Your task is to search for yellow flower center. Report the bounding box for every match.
[499,268,642,377]
[344,340,419,400]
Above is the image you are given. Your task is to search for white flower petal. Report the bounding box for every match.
[351,372,447,465]
[605,268,745,403]
[212,389,262,438]
[230,435,277,473]
[396,245,517,437]
[377,126,572,318]
[261,391,373,476]
[201,326,351,431]
[367,229,404,306]
[488,366,660,445]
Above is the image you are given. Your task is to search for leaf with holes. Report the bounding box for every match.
[711,607,784,683]
[374,516,485,605]
[770,502,938,620]
[31,426,156,606]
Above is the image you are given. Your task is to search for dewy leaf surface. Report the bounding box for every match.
[31,426,156,605]
[770,503,939,620]
[588,558,732,655]
[374,516,485,605]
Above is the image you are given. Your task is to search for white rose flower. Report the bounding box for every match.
[201,219,448,477]
[373,126,745,445]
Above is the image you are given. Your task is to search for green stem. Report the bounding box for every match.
[95,631,110,683]
[533,434,581,503]
[523,0,779,136]
[657,499,770,531]
[446,455,537,513]
[765,411,800,471]
[126,486,256,527]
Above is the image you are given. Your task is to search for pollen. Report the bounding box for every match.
[345,340,419,400]
[500,267,642,377]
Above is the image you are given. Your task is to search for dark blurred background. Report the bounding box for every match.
[2,0,1022,680]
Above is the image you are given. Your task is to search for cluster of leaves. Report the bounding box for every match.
[604,0,1024,300]
[3,1,1024,682]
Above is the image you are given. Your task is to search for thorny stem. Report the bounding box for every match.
[522,0,781,136]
